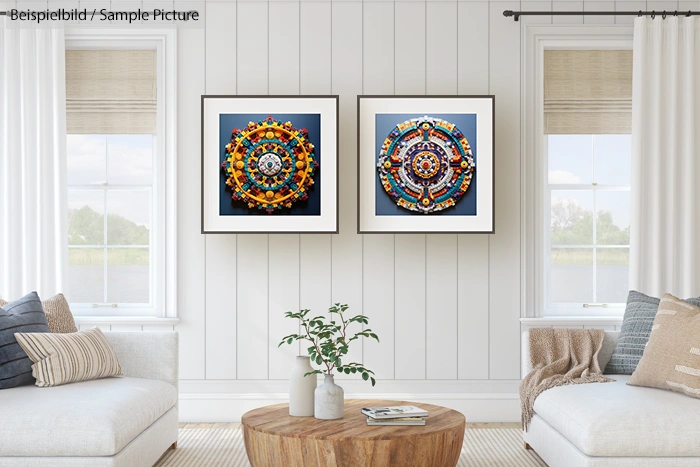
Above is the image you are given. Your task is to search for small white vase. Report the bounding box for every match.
[289,356,316,417]
[314,374,344,420]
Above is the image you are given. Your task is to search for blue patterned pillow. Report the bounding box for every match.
[605,291,700,374]
[0,292,50,389]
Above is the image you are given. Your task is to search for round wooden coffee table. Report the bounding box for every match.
[241,399,465,467]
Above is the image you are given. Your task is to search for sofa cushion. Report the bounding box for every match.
[0,377,177,457]
[533,374,700,457]
[16,327,123,387]
[605,291,700,375]
[0,292,50,389]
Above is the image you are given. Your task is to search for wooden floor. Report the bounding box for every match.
[179,422,520,429]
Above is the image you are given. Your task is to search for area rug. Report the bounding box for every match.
[156,424,546,467]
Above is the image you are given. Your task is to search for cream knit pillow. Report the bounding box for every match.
[0,293,77,333]
[14,327,123,387]
[628,293,700,398]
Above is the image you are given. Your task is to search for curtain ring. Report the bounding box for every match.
[662,11,667,19]
[638,10,643,17]
[651,10,656,19]
[674,10,678,17]
[687,10,692,17]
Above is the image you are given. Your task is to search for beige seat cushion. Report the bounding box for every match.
[534,375,700,457]
[0,377,177,457]
[629,293,700,399]
[0,293,77,333]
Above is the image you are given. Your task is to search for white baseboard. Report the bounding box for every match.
[178,392,521,423]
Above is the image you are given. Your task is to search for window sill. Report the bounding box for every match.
[520,316,622,327]
[74,316,181,327]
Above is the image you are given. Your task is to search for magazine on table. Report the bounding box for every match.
[361,405,428,420]
[366,417,426,426]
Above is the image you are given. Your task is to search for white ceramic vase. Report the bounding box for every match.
[314,374,344,420]
[289,356,317,417]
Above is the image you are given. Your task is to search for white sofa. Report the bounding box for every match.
[0,332,179,467]
[522,330,700,467]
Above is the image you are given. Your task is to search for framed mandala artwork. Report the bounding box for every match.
[357,96,495,233]
[201,96,339,233]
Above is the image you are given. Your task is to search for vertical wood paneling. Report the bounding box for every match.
[394,2,426,95]
[679,1,699,14]
[236,1,270,380]
[176,26,206,380]
[584,1,615,24]
[425,2,459,381]
[426,235,459,379]
[330,1,364,378]
[488,1,521,380]
[553,1,584,24]
[520,1,553,25]
[173,0,644,389]
[236,234,269,379]
[237,2,269,95]
[268,2,303,380]
[615,1,647,24]
[361,1,395,380]
[426,2,458,94]
[300,2,332,95]
[299,1,333,362]
[204,1,238,381]
[393,1,427,380]
[457,1,491,381]
[458,1,490,94]
[268,238,301,379]
[269,2,300,94]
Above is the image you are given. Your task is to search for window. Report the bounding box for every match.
[64,30,177,318]
[67,134,154,310]
[538,47,633,316]
[546,134,631,313]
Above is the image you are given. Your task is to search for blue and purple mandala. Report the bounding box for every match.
[377,116,475,214]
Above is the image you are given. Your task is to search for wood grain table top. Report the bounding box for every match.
[241,399,466,441]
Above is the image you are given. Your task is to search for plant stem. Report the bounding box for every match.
[303,321,331,374]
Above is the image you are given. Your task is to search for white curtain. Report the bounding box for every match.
[631,17,700,297]
[0,24,68,300]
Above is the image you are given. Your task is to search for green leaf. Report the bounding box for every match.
[316,355,323,365]
[362,372,369,381]
[370,377,376,386]
[336,358,341,367]
[287,337,293,345]
[344,367,351,374]
[351,368,357,374]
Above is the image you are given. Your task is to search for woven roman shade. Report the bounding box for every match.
[66,50,156,134]
[544,50,632,134]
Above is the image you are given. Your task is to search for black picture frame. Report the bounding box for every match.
[201,95,340,234]
[357,95,496,234]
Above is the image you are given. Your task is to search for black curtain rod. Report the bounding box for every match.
[504,9,700,21]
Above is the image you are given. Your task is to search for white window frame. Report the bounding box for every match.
[521,25,632,319]
[65,29,177,320]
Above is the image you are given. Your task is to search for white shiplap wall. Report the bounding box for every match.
[103,0,691,422]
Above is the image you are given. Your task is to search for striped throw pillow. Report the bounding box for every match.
[605,291,700,374]
[629,294,700,399]
[0,292,51,389]
[0,294,77,334]
[15,327,123,387]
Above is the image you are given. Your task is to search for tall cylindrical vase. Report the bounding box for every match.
[289,356,316,417]
[314,374,344,420]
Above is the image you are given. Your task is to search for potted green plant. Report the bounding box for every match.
[279,303,379,420]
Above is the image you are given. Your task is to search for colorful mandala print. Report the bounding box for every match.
[377,116,475,214]
[222,116,318,213]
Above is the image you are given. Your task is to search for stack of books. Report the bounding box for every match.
[361,405,429,426]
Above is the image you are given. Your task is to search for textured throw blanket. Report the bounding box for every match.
[520,328,614,431]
